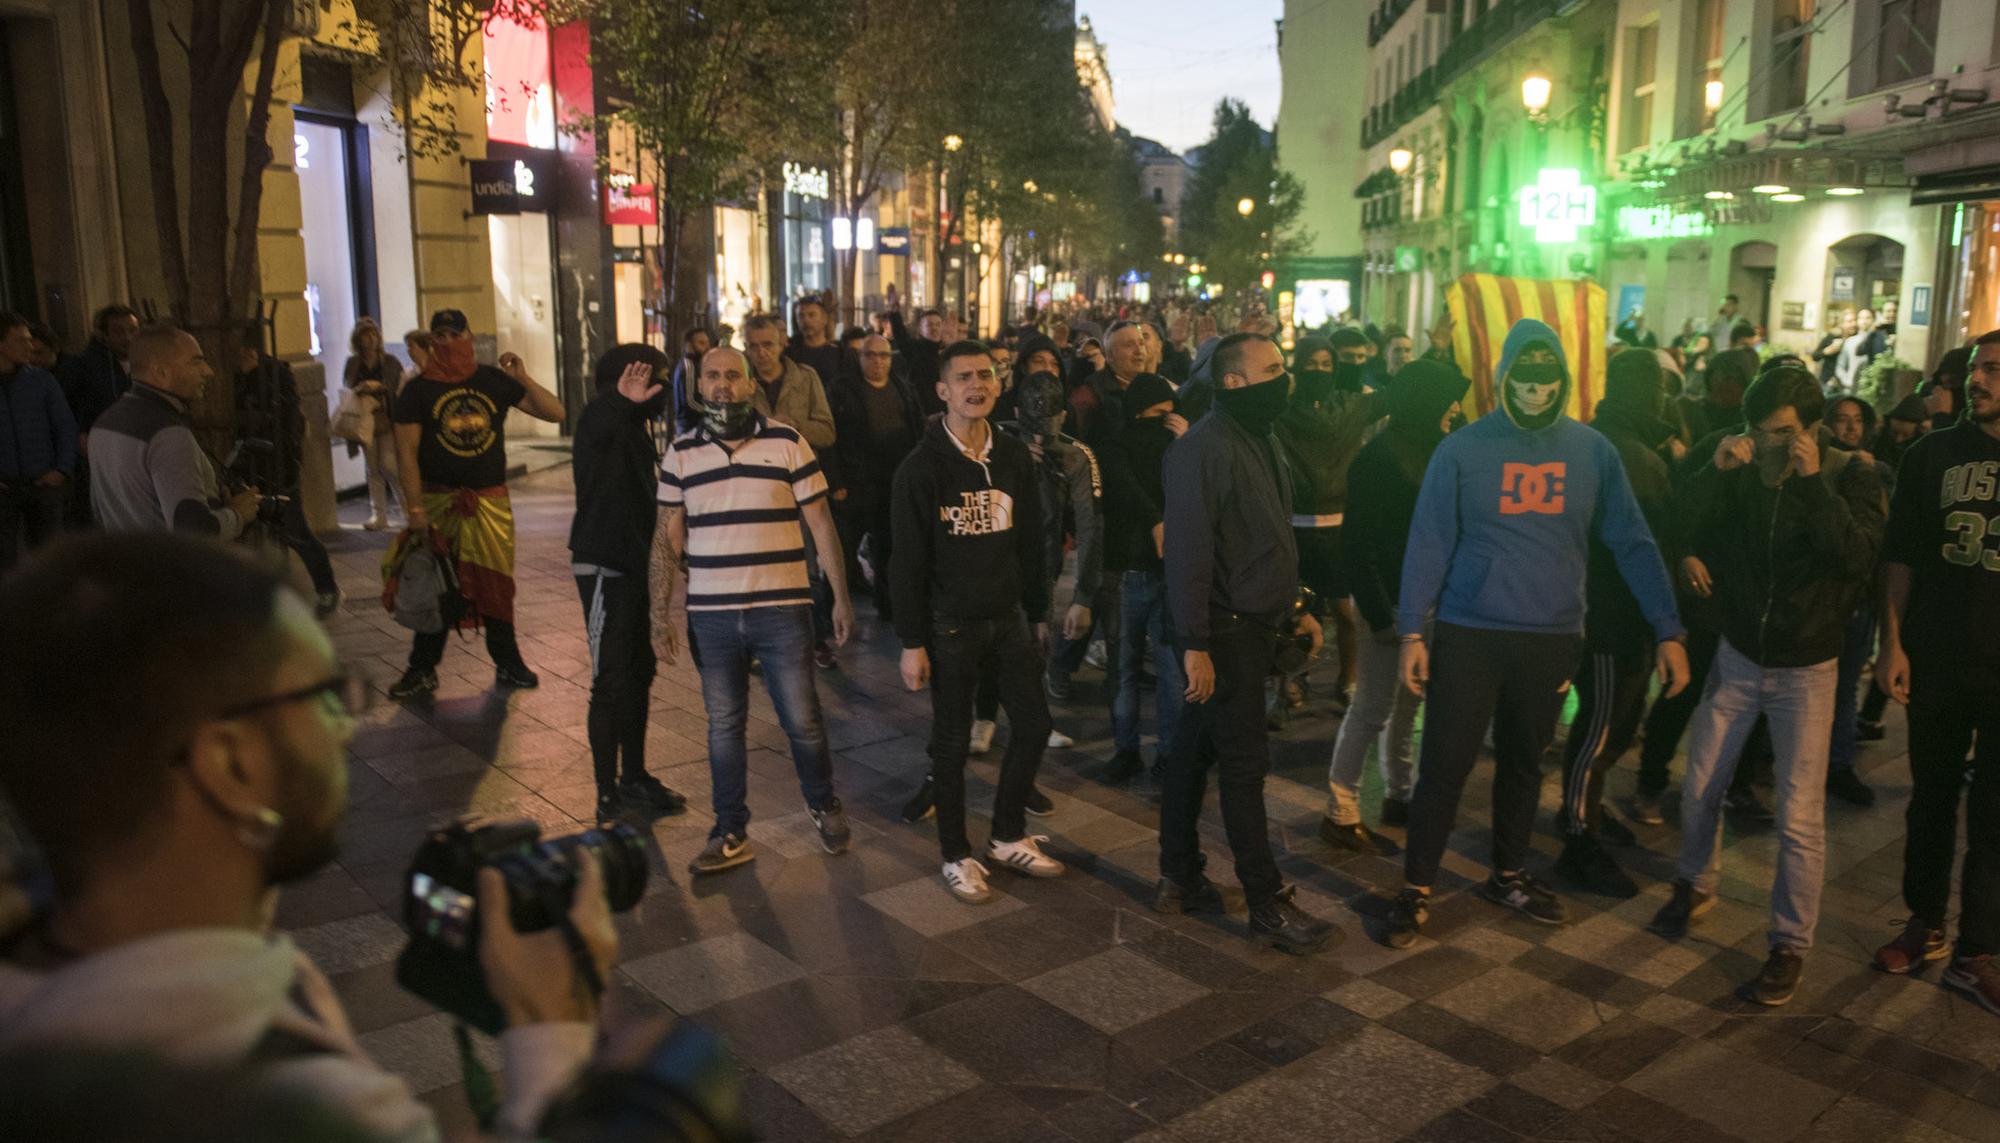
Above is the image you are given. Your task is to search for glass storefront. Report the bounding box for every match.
[293,116,367,492]
[779,188,830,306]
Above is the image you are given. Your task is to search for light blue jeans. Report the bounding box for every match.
[1112,569,1184,756]
[1675,638,1837,952]
[688,604,837,839]
[1325,627,1419,825]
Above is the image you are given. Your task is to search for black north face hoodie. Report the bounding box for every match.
[888,417,1049,648]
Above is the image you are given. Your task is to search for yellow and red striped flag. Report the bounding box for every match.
[1444,274,1607,421]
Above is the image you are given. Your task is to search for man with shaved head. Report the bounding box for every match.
[88,325,259,538]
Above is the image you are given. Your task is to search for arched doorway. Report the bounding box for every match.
[1728,241,1777,337]
[1825,234,1903,327]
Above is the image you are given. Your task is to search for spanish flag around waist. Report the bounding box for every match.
[1444,274,1607,422]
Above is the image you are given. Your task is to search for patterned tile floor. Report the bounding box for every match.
[289,465,2000,1142]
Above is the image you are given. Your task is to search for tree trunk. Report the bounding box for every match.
[126,0,189,318]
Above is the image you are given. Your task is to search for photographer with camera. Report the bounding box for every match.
[0,534,614,1142]
[88,325,260,539]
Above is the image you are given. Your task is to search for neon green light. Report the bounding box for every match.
[1615,205,1713,240]
[1518,168,1597,244]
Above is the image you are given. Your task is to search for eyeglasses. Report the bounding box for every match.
[218,669,372,721]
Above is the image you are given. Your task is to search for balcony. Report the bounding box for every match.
[1362,0,1558,149]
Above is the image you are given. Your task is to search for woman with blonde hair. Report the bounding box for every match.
[343,318,408,529]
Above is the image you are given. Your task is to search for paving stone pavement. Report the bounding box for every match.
[289,467,2000,1142]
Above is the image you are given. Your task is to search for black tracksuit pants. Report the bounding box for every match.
[1560,645,1652,837]
[1158,612,1285,907]
[577,570,657,794]
[409,620,524,673]
[1404,622,1581,889]
[1904,659,2000,956]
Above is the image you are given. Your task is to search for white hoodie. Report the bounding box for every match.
[0,928,592,1141]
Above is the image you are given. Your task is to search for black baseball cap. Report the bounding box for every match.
[429,308,471,335]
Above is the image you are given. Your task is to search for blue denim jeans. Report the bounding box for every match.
[1676,638,1837,952]
[688,604,837,838]
[1113,569,1185,755]
[1828,606,1872,773]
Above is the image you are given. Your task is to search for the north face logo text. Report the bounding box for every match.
[1499,462,1566,515]
[940,489,1015,535]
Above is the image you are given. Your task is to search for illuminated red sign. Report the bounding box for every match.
[604,181,657,225]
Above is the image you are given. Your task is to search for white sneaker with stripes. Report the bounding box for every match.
[987,835,1065,878]
[943,858,992,904]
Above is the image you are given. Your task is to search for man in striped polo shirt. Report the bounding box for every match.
[650,346,856,875]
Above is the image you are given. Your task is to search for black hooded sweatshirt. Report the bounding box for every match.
[1341,361,1467,633]
[1583,390,1680,652]
[569,356,669,575]
[888,417,1048,648]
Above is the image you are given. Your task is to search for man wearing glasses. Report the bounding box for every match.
[0,534,614,1140]
[829,333,924,620]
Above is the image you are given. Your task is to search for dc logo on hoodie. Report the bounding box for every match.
[941,489,1015,535]
[1499,462,1566,515]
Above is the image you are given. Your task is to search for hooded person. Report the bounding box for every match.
[568,344,689,820]
[1877,392,1930,469]
[1320,360,1467,851]
[1682,347,1756,446]
[1551,350,1685,897]
[1381,318,1689,949]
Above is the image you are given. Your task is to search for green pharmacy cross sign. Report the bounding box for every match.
[1614,205,1713,240]
[1518,168,1597,244]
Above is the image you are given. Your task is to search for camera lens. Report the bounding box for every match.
[549,822,648,911]
[491,822,649,934]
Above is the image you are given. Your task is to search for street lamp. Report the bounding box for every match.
[1521,70,1552,117]
[943,133,963,152]
[1236,197,1256,217]
[1388,147,1413,176]
[1703,81,1724,116]
[1023,179,1038,193]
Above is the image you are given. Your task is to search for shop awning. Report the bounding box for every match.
[1911,165,2000,207]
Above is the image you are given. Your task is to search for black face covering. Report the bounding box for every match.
[1333,361,1368,394]
[1215,371,1291,436]
[1294,368,1336,406]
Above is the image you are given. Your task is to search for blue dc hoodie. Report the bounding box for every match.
[1396,320,1681,641]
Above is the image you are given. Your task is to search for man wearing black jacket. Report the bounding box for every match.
[1101,374,1186,781]
[890,340,1066,905]
[1872,329,2000,1010]
[232,331,339,615]
[1649,366,1886,1007]
[1320,361,1465,851]
[568,345,688,821]
[1555,350,1680,897]
[1156,332,1332,954]
[829,334,923,619]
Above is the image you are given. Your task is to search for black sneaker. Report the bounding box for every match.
[900,774,936,823]
[1044,670,1073,701]
[1827,768,1877,808]
[1318,817,1398,856]
[1647,877,1716,940]
[1725,787,1776,824]
[1152,873,1225,915]
[1479,870,1568,925]
[595,790,626,821]
[812,641,837,670]
[807,799,851,854]
[1023,786,1055,817]
[618,775,688,815]
[388,667,438,700]
[494,661,540,689]
[1384,887,1429,949]
[1627,788,1667,825]
[1556,835,1639,899]
[1105,749,1144,783]
[688,833,754,875]
[1249,899,1335,955]
[1597,814,1638,847]
[1380,797,1411,828]
[1855,719,1885,742]
[1743,947,1805,1006]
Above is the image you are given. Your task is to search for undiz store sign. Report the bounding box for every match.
[470,156,553,215]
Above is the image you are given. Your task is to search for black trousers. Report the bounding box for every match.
[1158,612,1285,907]
[275,494,337,595]
[836,487,894,618]
[1404,622,1581,888]
[1904,659,2000,956]
[410,619,523,672]
[1559,646,1652,837]
[577,570,657,794]
[0,481,64,574]
[927,610,1050,862]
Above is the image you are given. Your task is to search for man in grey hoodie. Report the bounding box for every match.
[0,535,612,1141]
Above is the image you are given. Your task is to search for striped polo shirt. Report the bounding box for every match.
[658,414,828,610]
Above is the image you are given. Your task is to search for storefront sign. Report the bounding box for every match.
[879,226,910,254]
[1617,285,1645,323]
[1614,205,1711,240]
[1910,284,1932,326]
[603,181,657,226]
[1781,301,1807,331]
[1394,245,1422,273]
[782,161,829,200]
[1518,168,1597,244]
[470,156,552,215]
[1831,267,1857,302]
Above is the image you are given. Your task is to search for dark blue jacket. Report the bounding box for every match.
[0,365,79,482]
[58,339,131,431]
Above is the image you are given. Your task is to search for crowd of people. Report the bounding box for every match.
[0,285,1994,1140]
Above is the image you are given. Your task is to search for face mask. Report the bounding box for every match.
[702,397,756,438]
[1333,361,1368,394]
[1294,368,1336,404]
[1504,361,1563,424]
[1215,371,1291,435]
[425,337,478,383]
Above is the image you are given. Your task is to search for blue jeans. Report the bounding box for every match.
[1112,569,1184,755]
[688,604,837,838]
[1828,606,1872,773]
[1676,639,1837,952]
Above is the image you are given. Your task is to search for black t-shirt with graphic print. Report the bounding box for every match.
[392,366,528,489]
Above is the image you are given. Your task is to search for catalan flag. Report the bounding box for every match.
[1444,274,1608,422]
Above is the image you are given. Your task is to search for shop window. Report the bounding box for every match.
[1765,0,1813,117]
[1683,0,1725,135]
[1866,0,1938,91]
[1153,186,1164,204]
[1620,23,1657,153]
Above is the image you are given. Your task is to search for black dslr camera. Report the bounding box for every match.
[397,819,647,1033]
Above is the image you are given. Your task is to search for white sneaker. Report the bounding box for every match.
[988,835,1065,878]
[943,858,992,903]
[1084,640,1108,670]
[363,515,389,531]
[968,719,997,755]
[1046,728,1074,748]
